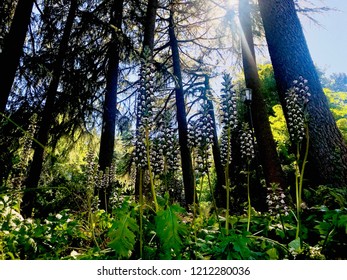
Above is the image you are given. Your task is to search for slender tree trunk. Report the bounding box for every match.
[169,10,195,205]
[203,76,226,206]
[258,0,347,187]
[21,0,78,217]
[239,0,287,208]
[0,0,34,113]
[135,0,158,198]
[98,0,124,211]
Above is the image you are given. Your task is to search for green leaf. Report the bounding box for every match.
[266,248,279,259]
[108,203,138,259]
[233,235,253,259]
[155,204,187,259]
[314,222,331,235]
[288,238,301,251]
[337,214,347,234]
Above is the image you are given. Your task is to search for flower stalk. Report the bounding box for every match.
[240,124,255,232]
[219,74,238,234]
[285,76,311,245]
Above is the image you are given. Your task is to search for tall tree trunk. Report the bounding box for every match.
[204,76,226,206]
[143,0,158,51]
[169,10,195,205]
[0,0,34,113]
[135,0,158,198]
[239,0,287,209]
[98,0,124,211]
[21,0,78,217]
[258,0,347,187]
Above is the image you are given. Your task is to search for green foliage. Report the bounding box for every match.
[2,0,347,263]
[258,64,280,112]
[269,104,292,161]
[306,185,347,209]
[155,197,187,259]
[107,201,138,259]
[0,196,85,259]
[336,118,347,141]
[1,187,346,260]
[305,207,347,259]
[213,230,262,260]
[1,67,346,260]
[324,89,347,141]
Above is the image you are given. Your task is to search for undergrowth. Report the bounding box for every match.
[1,186,346,260]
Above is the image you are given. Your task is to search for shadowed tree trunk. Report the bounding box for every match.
[143,0,158,50]
[0,0,34,113]
[239,0,287,210]
[168,8,195,205]
[203,76,226,207]
[258,0,347,188]
[21,0,78,217]
[98,0,124,211]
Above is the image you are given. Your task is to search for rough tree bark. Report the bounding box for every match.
[239,0,287,208]
[258,0,347,188]
[0,0,34,113]
[98,0,124,211]
[21,0,78,217]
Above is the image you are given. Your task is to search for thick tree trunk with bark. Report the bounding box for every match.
[21,0,78,217]
[169,11,195,205]
[0,0,34,113]
[258,0,347,187]
[98,0,124,211]
[239,0,287,208]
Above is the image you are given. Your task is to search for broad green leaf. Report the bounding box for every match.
[155,204,187,259]
[108,204,138,259]
[288,238,301,251]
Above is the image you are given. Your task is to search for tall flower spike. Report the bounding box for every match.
[188,98,214,175]
[188,99,215,149]
[285,76,311,143]
[219,73,238,166]
[134,57,156,168]
[134,137,147,168]
[160,124,180,173]
[240,123,256,160]
[151,138,164,175]
[137,60,155,127]
[220,73,238,130]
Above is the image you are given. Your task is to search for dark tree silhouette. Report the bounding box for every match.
[0,0,34,113]
[239,0,287,209]
[169,6,195,205]
[98,0,124,211]
[22,0,78,217]
[204,76,226,206]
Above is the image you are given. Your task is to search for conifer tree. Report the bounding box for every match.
[258,0,347,188]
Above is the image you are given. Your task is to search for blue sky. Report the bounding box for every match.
[300,0,347,76]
